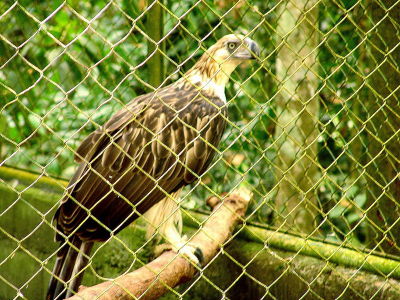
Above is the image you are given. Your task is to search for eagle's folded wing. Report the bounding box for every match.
[55,87,226,241]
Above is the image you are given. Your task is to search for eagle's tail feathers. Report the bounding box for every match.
[67,241,94,298]
[47,245,68,300]
[47,237,93,300]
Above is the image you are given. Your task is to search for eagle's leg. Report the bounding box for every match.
[143,192,203,266]
[160,223,203,266]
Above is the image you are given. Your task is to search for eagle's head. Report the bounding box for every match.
[186,34,260,96]
[208,34,260,62]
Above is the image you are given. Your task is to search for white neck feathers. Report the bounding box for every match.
[184,72,227,103]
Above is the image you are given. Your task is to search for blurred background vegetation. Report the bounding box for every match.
[1,0,399,256]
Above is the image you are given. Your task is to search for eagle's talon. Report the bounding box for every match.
[194,247,204,266]
[178,244,202,267]
[153,242,203,267]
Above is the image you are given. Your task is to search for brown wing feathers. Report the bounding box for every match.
[55,86,227,242]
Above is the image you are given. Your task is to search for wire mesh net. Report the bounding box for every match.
[1,0,399,299]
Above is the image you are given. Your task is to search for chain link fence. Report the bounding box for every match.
[1,0,399,299]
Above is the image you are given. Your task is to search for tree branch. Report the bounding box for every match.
[67,188,251,300]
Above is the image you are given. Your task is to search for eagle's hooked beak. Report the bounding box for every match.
[246,39,260,59]
[249,40,260,59]
[233,38,260,60]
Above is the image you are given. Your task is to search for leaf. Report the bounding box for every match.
[28,114,41,129]
[354,193,367,208]
[345,185,359,199]
[347,213,360,224]
[329,205,346,218]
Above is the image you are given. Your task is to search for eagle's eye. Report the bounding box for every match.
[227,42,237,50]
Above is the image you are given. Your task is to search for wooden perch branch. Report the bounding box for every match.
[67,188,251,300]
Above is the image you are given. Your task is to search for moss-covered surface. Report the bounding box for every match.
[0,166,67,193]
[2,166,400,299]
[224,241,400,300]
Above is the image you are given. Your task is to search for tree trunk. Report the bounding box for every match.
[365,0,400,255]
[146,0,165,89]
[274,0,320,234]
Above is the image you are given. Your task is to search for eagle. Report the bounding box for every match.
[47,34,260,299]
